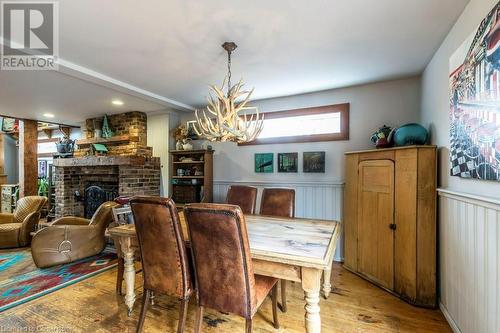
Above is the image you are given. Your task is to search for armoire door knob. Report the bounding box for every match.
[389,223,397,230]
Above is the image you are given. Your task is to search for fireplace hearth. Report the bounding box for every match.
[53,156,161,218]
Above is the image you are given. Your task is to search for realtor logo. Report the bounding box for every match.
[1,1,58,70]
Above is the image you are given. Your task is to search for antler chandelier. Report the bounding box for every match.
[193,42,264,143]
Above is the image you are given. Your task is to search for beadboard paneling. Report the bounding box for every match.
[213,180,344,261]
[438,189,500,333]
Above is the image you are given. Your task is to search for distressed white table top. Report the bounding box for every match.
[109,213,340,270]
[244,215,339,268]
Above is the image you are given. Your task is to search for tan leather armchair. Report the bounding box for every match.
[31,201,119,268]
[0,196,47,249]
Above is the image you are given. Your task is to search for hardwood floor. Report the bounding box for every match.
[0,263,451,332]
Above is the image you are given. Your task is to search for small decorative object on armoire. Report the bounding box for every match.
[370,125,394,148]
[393,123,428,146]
[343,146,437,308]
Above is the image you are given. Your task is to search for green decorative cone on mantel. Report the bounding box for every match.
[102,115,114,138]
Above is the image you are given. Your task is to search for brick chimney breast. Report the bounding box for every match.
[54,112,161,218]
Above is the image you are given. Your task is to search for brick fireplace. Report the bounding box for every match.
[53,112,161,218]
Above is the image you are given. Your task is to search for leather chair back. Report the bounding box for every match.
[13,196,47,224]
[260,188,295,218]
[130,196,191,299]
[184,203,256,318]
[89,201,117,234]
[226,185,258,215]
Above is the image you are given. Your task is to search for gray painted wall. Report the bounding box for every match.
[179,76,421,183]
[3,134,18,183]
[421,0,499,198]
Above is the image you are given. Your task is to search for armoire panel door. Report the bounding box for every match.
[357,160,395,290]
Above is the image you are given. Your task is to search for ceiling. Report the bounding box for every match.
[0,0,469,124]
[0,70,168,126]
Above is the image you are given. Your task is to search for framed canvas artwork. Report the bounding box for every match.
[449,2,500,181]
[303,152,325,173]
[278,153,298,173]
[255,153,274,173]
[38,160,48,178]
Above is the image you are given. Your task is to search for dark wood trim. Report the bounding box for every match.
[0,114,79,129]
[238,103,349,146]
[38,138,59,144]
[75,134,139,146]
[38,152,55,158]
[19,120,38,197]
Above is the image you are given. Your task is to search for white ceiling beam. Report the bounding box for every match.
[0,37,195,112]
[57,59,195,112]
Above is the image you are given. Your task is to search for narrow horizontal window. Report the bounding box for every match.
[239,103,349,145]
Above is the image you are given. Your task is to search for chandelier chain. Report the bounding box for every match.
[227,48,232,97]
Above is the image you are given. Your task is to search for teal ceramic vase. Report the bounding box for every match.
[393,123,428,146]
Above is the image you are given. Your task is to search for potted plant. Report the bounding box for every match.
[37,178,49,197]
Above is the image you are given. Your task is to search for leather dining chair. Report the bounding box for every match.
[184,203,279,333]
[260,188,295,312]
[225,185,258,215]
[130,196,192,333]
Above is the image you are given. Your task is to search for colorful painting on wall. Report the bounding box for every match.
[254,153,274,173]
[38,160,47,178]
[449,2,500,181]
[303,152,326,173]
[278,153,298,173]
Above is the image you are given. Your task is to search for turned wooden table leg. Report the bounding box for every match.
[322,267,332,299]
[322,249,335,299]
[302,267,322,333]
[120,237,136,316]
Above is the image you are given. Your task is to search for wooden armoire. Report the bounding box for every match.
[343,146,437,307]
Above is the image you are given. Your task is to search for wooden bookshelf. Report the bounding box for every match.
[170,149,214,204]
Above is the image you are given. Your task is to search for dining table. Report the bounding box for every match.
[109,211,340,333]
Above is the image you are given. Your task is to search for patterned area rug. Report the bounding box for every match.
[0,247,117,312]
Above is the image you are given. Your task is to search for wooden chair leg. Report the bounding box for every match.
[272,284,280,329]
[245,318,252,333]
[116,257,124,295]
[177,298,189,333]
[279,279,287,312]
[194,306,204,333]
[136,289,150,333]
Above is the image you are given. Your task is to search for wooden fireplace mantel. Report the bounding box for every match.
[52,155,159,167]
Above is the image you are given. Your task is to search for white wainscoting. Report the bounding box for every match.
[438,189,500,333]
[213,180,344,261]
